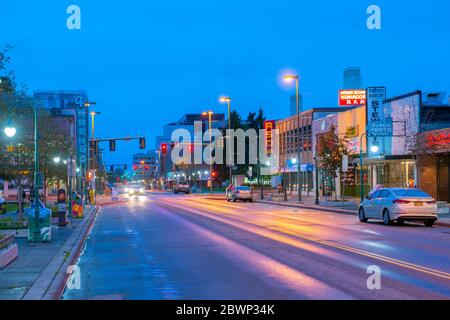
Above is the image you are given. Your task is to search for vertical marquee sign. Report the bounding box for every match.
[263,120,276,156]
[366,87,390,136]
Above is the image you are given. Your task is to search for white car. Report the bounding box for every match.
[128,185,145,196]
[358,188,438,227]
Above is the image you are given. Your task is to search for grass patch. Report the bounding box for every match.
[0,217,28,230]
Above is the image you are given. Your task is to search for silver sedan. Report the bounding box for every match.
[227,186,253,202]
[358,188,438,227]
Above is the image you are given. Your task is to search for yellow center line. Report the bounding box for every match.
[161,199,450,281]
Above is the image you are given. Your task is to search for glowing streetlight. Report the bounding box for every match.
[219,96,233,185]
[53,157,61,164]
[283,73,302,202]
[4,126,16,138]
[370,145,379,153]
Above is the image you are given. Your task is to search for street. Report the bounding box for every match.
[62,193,450,300]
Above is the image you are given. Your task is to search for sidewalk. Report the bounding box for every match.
[256,195,450,227]
[0,205,98,300]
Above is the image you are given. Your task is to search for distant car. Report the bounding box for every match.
[111,188,119,201]
[128,185,145,196]
[174,181,191,194]
[0,195,5,214]
[358,188,438,227]
[227,186,253,202]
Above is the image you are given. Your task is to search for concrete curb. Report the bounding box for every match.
[256,200,356,215]
[21,206,99,300]
[257,200,450,227]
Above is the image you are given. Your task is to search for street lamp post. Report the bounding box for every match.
[219,97,232,186]
[359,131,368,203]
[314,139,320,205]
[202,111,214,194]
[4,106,44,243]
[284,74,302,202]
[90,111,101,204]
[84,101,96,205]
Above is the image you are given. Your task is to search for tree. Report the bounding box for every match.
[1,46,71,218]
[317,125,349,200]
[229,110,242,130]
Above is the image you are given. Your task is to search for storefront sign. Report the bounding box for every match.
[426,132,450,148]
[345,125,359,138]
[366,87,391,137]
[339,90,366,106]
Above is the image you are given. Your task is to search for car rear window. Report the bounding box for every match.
[236,187,250,191]
[393,189,431,198]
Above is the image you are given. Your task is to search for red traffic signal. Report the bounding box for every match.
[211,171,217,178]
[161,143,167,154]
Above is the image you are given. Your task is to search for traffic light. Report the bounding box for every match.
[211,171,217,179]
[139,137,146,150]
[109,140,116,152]
[124,164,127,170]
[161,143,167,154]
[110,165,114,172]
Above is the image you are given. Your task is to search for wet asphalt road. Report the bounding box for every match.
[62,193,450,300]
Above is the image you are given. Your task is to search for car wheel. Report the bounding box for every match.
[249,199,253,203]
[358,207,368,222]
[424,220,435,227]
[382,209,391,226]
[397,220,405,225]
[232,196,237,202]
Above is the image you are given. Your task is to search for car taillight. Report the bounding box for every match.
[393,199,410,204]
[426,200,436,205]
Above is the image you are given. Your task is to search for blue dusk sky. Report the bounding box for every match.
[1,0,449,165]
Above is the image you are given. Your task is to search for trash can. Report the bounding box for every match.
[26,201,52,242]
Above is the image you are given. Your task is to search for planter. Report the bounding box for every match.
[0,234,18,268]
[0,233,14,250]
[0,229,28,238]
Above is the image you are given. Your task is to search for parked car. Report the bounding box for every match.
[174,181,191,194]
[127,184,145,196]
[226,185,253,202]
[0,195,5,214]
[358,188,438,227]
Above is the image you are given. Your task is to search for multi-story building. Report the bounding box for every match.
[343,67,363,89]
[277,107,356,193]
[132,150,158,186]
[155,113,226,186]
[34,90,90,193]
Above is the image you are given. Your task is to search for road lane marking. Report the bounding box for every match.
[161,199,450,281]
[156,206,354,299]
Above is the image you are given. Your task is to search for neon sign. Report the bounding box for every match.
[426,133,450,148]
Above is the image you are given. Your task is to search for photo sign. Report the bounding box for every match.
[366,87,391,136]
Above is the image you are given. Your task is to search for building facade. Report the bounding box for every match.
[277,107,356,194]
[34,90,90,186]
